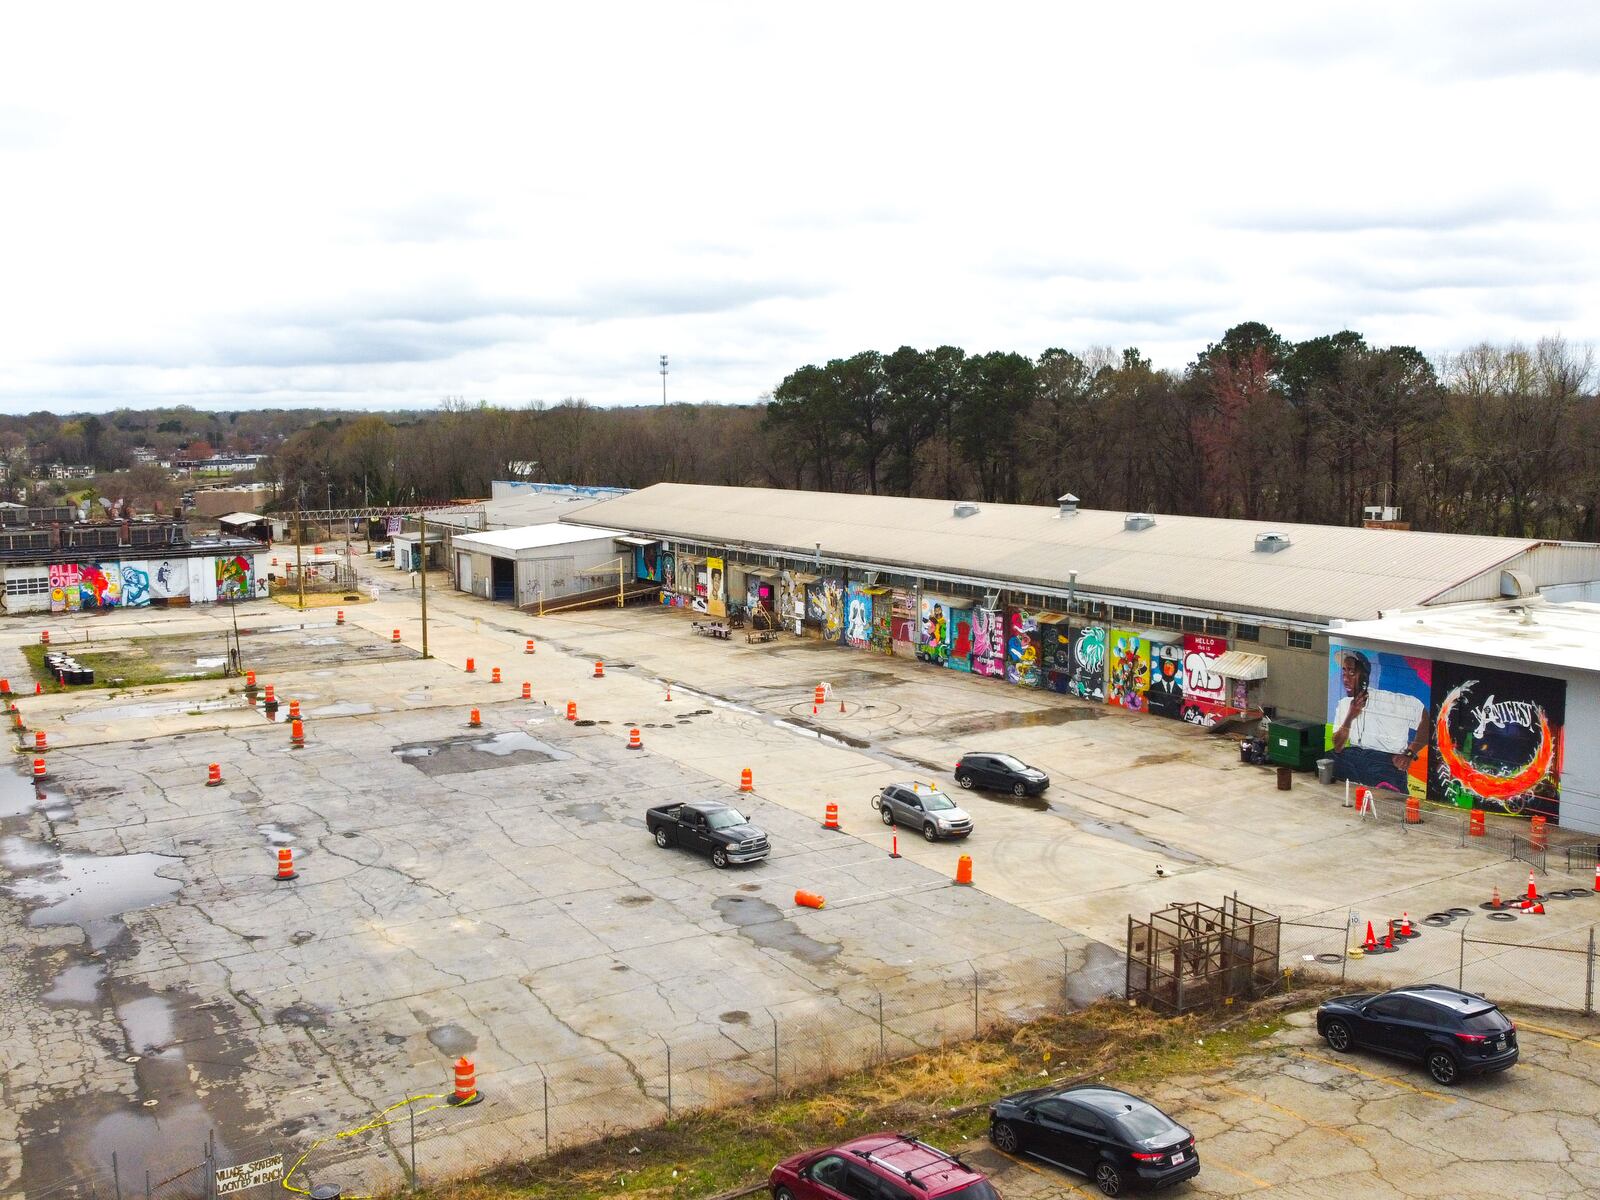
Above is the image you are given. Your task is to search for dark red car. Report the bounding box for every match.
[770,1133,999,1200]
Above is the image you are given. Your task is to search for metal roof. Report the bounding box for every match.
[1336,600,1600,675]
[571,484,1581,623]
[452,522,623,554]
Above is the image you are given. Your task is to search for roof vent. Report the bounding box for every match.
[1124,513,1155,531]
[1058,493,1079,517]
[1500,569,1534,598]
[1254,531,1292,553]
[953,502,980,519]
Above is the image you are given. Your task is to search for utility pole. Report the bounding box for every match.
[418,508,429,659]
[660,354,668,406]
[294,496,305,610]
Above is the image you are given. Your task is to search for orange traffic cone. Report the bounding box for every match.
[739,768,753,792]
[822,803,840,830]
[1383,923,1395,951]
[34,682,42,695]
[1531,901,1546,914]
[1488,885,1502,909]
[566,701,577,721]
[1400,912,1413,936]
[1594,861,1600,892]
[839,697,846,713]
[521,682,531,700]
[1363,921,1378,952]
[1526,869,1539,903]
[664,681,673,702]
[954,855,973,886]
[889,835,900,859]
[206,763,222,787]
[593,661,605,679]
[627,728,642,750]
[449,1057,481,1106]
[794,890,825,909]
[275,846,297,880]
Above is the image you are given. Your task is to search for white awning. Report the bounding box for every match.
[1212,650,1268,680]
[614,535,659,547]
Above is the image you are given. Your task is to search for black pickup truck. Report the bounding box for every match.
[646,801,770,868]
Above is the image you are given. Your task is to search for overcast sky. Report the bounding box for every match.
[2,2,1596,413]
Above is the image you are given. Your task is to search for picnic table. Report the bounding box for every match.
[692,620,732,640]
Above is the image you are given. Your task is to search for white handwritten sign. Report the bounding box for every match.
[215,1154,283,1195]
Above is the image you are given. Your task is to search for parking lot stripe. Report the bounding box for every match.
[1513,1020,1600,1050]
[1202,1158,1271,1190]
[1296,1052,1454,1102]
[989,1148,1098,1198]
[1215,1083,1367,1145]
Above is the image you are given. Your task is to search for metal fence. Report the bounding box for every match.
[50,943,1089,1200]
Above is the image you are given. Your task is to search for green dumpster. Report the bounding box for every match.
[1266,718,1324,771]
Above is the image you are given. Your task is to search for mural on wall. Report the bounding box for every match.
[1040,617,1074,693]
[844,583,873,649]
[217,555,253,600]
[944,604,974,672]
[706,556,726,618]
[891,590,917,651]
[1180,634,1231,726]
[868,589,893,654]
[1107,629,1151,710]
[633,544,663,582]
[148,559,186,601]
[79,563,123,609]
[1007,610,1043,687]
[805,582,827,625]
[1429,661,1564,820]
[1327,645,1431,798]
[1146,640,1186,719]
[970,606,1006,677]
[48,564,82,613]
[821,578,844,641]
[120,563,151,607]
[1068,625,1107,700]
[674,555,698,596]
[917,596,951,665]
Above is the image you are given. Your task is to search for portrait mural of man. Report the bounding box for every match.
[1328,646,1431,796]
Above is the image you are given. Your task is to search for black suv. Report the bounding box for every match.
[1317,984,1518,1085]
[954,752,1049,797]
[989,1084,1198,1196]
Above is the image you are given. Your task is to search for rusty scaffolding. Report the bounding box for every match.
[1126,896,1281,1014]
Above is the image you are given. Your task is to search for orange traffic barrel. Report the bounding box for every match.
[521,682,532,700]
[263,684,276,705]
[627,728,642,750]
[0,678,9,695]
[206,763,222,787]
[954,855,974,886]
[1469,809,1485,837]
[1405,796,1421,824]
[275,846,297,880]
[468,708,482,728]
[288,699,301,720]
[245,671,257,690]
[739,768,753,792]
[525,639,536,655]
[823,803,840,830]
[465,657,475,673]
[32,757,46,780]
[289,718,305,747]
[40,630,50,645]
[1530,815,1548,850]
[392,629,401,643]
[565,701,577,721]
[314,545,323,555]
[813,684,825,706]
[491,667,501,684]
[336,609,344,625]
[593,661,605,679]
[794,890,826,909]
[34,730,47,751]
[449,1056,480,1106]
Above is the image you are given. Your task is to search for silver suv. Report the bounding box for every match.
[871,783,974,842]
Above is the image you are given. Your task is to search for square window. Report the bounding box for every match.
[1205,618,1229,636]
[1181,615,1204,632]
[1235,623,1260,642]
[1288,629,1314,650]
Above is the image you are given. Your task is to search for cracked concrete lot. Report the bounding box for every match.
[963,1007,1600,1199]
[3,557,1598,1198]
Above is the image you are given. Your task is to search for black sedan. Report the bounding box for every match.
[989,1084,1198,1196]
[1317,984,1518,1086]
[954,752,1049,797]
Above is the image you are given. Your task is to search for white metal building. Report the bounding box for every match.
[450,523,627,607]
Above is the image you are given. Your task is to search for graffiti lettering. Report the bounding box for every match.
[1468,691,1540,740]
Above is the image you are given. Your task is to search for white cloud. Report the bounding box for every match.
[0,1,1595,412]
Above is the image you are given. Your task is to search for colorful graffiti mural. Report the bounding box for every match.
[1327,645,1431,798]
[1429,662,1564,820]
[971,607,1006,678]
[217,555,253,600]
[120,563,151,607]
[944,604,974,672]
[1180,634,1232,726]
[1068,625,1107,700]
[48,564,82,613]
[918,595,951,665]
[633,543,663,581]
[891,589,916,651]
[820,578,844,641]
[1007,610,1043,687]
[1107,629,1150,710]
[1040,617,1073,693]
[1146,640,1185,719]
[706,556,726,618]
[868,589,893,654]
[844,583,873,649]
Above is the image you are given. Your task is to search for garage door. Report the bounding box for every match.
[456,552,473,592]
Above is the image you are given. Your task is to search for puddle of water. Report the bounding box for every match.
[306,701,376,717]
[403,691,431,703]
[473,731,557,757]
[256,823,296,846]
[1049,800,1204,863]
[275,1004,328,1028]
[88,1105,229,1190]
[426,1024,478,1055]
[939,707,1106,737]
[65,697,243,724]
[7,848,183,948]
[0,770,42,819]
[1066,941,1125,1006]
[395,745,436,759]
[45,961,106,1003]
[118,994,176,1055]
[303,637,341,647]
[712,895,840,965]
[193,656,226,669]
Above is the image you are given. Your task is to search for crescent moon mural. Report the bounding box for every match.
[1434,680,1554,802]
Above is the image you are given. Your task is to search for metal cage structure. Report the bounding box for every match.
[1126,896,1281,1014]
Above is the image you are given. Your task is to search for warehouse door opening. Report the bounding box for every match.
[491,556,515,603]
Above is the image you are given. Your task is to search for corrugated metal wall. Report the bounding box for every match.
[1428,544,1600,607]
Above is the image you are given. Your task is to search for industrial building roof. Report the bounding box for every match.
[453,523,623,553]
[1335,600,1600,675]
[572,484,1591,624]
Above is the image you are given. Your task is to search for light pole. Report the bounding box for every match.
[660,354,668,406]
